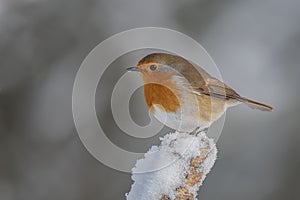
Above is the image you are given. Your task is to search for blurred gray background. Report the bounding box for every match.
[1,0,299,199]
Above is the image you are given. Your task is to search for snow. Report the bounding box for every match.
[126,130,217,200]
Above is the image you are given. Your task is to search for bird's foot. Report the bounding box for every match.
[189,127,208,136]
[189,127,200,135]
[202,127,209,133]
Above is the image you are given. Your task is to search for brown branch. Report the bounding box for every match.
[160,141,213,200]
[126,131,217,200]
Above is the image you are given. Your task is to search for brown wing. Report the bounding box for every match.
[178,61,241,101]
[167,55,272,111]
[186,63,273,111]
[194,77,241,101]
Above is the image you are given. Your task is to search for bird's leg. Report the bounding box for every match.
[189,127,209,136]
[189,127,200,135]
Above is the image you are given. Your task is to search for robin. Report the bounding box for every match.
[127,53,273,132]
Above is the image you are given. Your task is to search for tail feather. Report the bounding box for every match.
[238,97,273,112]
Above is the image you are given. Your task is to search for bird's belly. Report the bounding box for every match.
[151,104,208,132]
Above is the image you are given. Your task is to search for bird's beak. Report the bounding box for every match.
[126,66,142,72]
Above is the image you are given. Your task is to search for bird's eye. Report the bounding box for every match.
[150,64,157,71]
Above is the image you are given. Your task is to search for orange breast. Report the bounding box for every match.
[144,83,181,113]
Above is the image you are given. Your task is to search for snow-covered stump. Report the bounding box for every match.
[126,131,217,200]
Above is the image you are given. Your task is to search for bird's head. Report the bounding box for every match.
[127,53,194,84]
